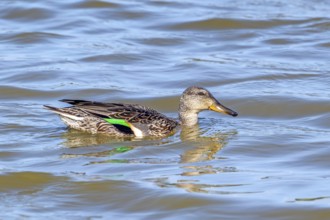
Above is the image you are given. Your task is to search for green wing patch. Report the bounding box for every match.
[104,118,130,128]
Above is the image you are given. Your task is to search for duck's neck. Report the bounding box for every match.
[179,104,199,126]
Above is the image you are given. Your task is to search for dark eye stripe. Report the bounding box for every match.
[197,92,206,96]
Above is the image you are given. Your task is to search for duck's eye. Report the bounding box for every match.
[197,92,206,96]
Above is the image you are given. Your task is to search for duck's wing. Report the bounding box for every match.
[60,99,170,124]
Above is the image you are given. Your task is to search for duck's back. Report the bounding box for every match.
[47,99,178,137]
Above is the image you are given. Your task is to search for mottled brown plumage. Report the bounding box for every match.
[44,86,237,137]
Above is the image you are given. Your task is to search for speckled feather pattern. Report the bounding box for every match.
[45,99,178,137]
[44,105,133,136]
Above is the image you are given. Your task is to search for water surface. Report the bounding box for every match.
[1,0,330,219]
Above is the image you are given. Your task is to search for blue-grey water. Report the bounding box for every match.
[1,0,330,219]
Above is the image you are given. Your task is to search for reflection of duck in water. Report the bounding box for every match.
[59,117,236,169]
[180,123,235,163]
[61,123,235,165]
[45,86,237,138]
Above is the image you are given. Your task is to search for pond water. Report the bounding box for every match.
[1,0,330,219]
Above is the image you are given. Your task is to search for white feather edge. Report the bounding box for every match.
[52,111,84,121]
[128,123,144,138]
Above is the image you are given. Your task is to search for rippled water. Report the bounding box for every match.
[1,0,330,219]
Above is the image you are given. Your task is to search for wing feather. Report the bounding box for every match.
[60,99,168,124]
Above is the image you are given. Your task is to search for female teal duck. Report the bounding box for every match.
[44,86,237,137]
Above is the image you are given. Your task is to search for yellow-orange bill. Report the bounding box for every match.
[209,102,238,117]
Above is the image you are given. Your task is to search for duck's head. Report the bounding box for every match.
[179,86,238,126]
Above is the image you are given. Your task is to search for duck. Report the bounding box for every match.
[44,86,238,137]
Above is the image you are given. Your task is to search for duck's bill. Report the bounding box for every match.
[209,101,238,117]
